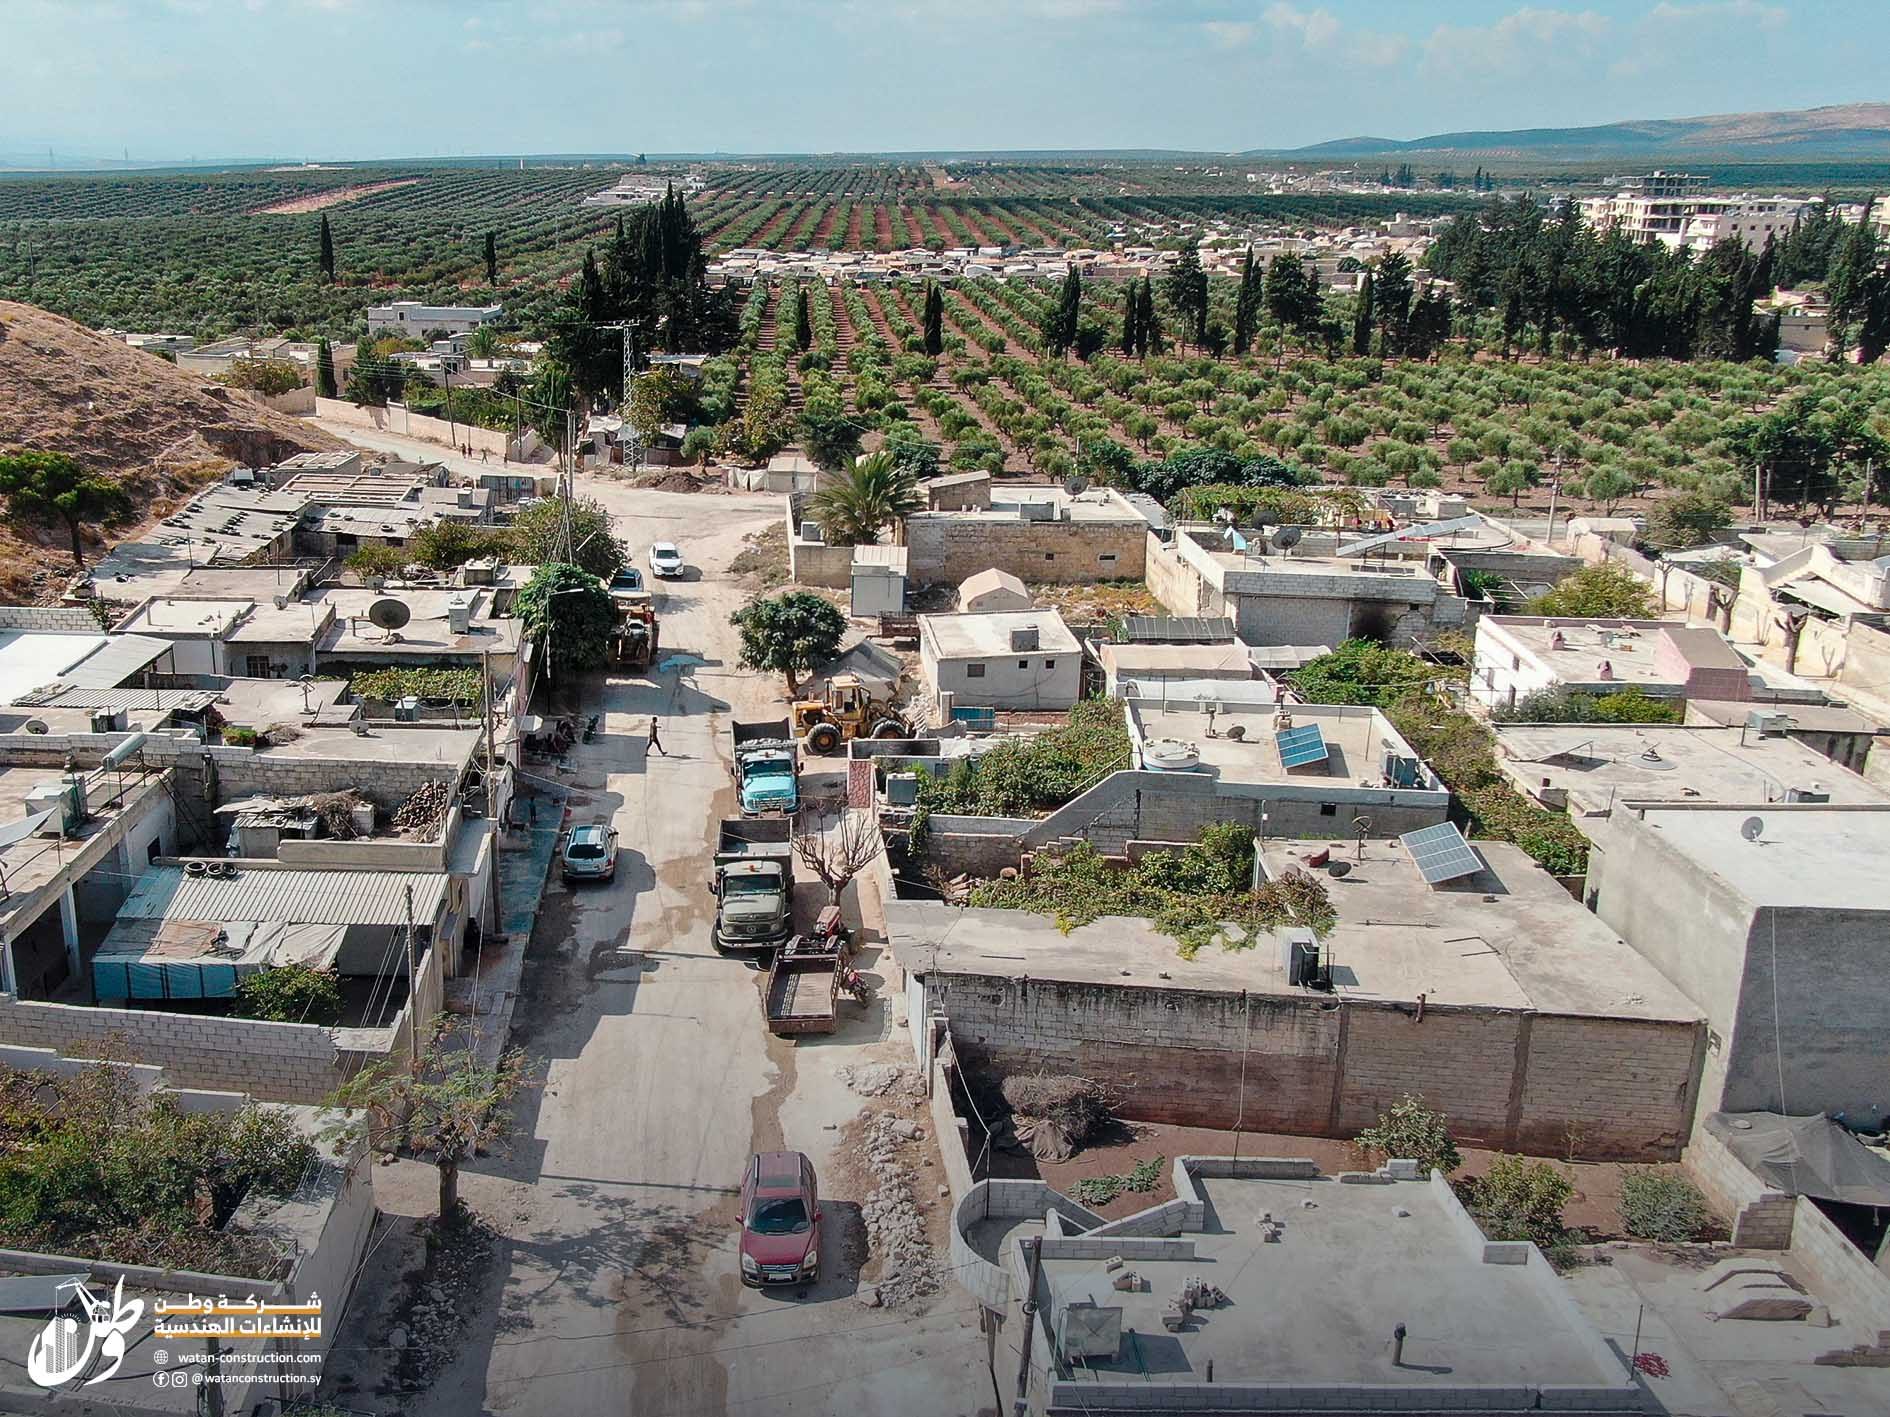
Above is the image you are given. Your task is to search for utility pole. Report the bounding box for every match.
[403,883,418,1078]
[562,408,576,564]
[482,648,501,952]
[1013,1237,1044,1417]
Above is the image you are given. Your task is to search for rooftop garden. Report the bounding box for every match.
[0,1064,318,1278]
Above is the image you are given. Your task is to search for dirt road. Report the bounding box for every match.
[329,480,993,1416]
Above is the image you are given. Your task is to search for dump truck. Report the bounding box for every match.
[711,817,795,951]
[729,718,800,816]
[612,593,659,670]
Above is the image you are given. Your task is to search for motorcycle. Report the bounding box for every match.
[582,714,600,743]
[839,964,872,1006]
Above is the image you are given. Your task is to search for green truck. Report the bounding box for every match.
[711,817,795,951]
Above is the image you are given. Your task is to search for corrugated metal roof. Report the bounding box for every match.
[57,634,174,689]
[13,686,220,712]
[120,865,449,926]
[1120,616,1236,644]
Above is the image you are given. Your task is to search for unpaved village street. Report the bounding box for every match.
[324,480,995,1416]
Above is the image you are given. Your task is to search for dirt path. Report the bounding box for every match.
[252,178,421,214]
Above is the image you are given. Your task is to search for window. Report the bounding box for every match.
[245,656,272,679]
[1044,552,1055,561]
[1018,660,1029,670]
[1098,553,1118,564]
[1319,803,1337,817]
[147,839,162,864]
[966,663,986,678]
[335,532,358,548]
[1043,659,1056,669]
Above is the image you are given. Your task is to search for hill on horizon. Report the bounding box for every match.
[0,301,343,600]
[1258,102,1890,162]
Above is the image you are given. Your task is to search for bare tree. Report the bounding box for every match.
[793,807,886,905]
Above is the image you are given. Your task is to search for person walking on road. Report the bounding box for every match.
[647,717,666,757]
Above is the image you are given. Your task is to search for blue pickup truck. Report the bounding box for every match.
[729,718,800,816]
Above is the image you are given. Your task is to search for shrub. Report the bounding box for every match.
[222,725,259,747]
[1356,1094,1462,1177]
[234,964,344,1026]
[350,666,482,704]
[347,544,406,578]
[1619,1169,1711,1242]
[1468,1155,1574,1249]
[1527,562,1656,618]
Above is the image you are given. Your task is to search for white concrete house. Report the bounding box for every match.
[919,610,1080,712]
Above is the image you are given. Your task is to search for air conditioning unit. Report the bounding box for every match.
[1010,626,1039,653]
[885,772,921,806]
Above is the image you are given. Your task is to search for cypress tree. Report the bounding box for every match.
[315,337,337,399]
[1120,282,1139,355]
[1138,276,1163,356]
[1053,266,1082,357]
[318,214,335,283]
[791,287,812,352]
[922,281,944,356]
[1351,271,1374,356]
[1232,246,1258,355]
[484,231,499,286]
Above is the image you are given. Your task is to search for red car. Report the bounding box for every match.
[739,1150,822,1287]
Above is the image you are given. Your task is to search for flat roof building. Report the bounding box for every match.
[992,1159,1641,1415]
[1472,616,1754,711]
[365,301,503,334]
[1490,722,1888,823]
[919,609,1081,711]
[895,833,1703,1158]
[1588,802,1890,1132]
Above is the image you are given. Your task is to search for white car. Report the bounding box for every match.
[649,542,686,578]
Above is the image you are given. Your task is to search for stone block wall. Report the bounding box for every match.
[904,515,1147,587]
[1791,1196,1890,1334]
[934,972,1701,1160]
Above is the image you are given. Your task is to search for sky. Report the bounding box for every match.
[3,0,1888,164]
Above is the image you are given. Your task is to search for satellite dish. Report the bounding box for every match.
[1273,526,1303,553]
[368,598,412,631]
[1740,815,1765,842]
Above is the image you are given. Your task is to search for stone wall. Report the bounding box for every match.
[314,396,512,458]
[903,514,1147,587]
[931,972,1701,1160]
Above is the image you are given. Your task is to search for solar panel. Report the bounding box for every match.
[1400,822,1483,886]
[1275,723,1329,768]
[1121,616,1236,644]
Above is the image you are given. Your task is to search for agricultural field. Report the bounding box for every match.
[0,159,1459,339]
[701,267,1890,526]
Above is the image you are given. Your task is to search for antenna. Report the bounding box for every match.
[1272,526,1303,555]
[1740,815,1765,842]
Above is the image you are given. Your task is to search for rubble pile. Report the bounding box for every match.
[393,780,452,837]
[391,1216,493,1385]
[838,1063,921,1098]
[854,1111,946,1311]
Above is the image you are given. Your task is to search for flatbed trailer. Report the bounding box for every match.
[762,935,842,1036]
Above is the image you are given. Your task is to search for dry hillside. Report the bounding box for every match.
[0,300,344,600]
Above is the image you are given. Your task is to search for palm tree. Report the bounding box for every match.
[806,450,921,548]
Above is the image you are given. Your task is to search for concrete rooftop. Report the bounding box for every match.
[1625,804,1890,912]
[895,836,1700,1020]
[1491,723,1888,814]
[118,598,251,637]
[1129,701,1420,786]
[257,721,479,765]
[1043,1173,1620,1390]
[920,610,1079,659]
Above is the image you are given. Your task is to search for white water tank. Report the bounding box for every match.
[1141,738,1201,773]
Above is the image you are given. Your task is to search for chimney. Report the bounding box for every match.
[446,594,472,635]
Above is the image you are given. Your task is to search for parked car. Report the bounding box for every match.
[649,542,686,578]
[609,566,644,595]
[738,1150,821,1287]
[560,823,619,884]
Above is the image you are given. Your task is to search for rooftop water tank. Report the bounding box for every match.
[1141,738,1201,773]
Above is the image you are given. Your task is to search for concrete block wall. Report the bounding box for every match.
[0,994,345,1103]
[937,972,1700,1160]
[0,605,102,632]
[1083,1200,1196,1240]
[1790,1196,1890,1332]
[904,516,1147,587]
[1037,1234,1194,1261]
[1143,532,1212,617]
[1044,1381,1642,1413]
[1683,1124,1795,1248]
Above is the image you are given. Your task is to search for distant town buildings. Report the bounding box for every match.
[1577,180,1813,254]
[365,301,504,335]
